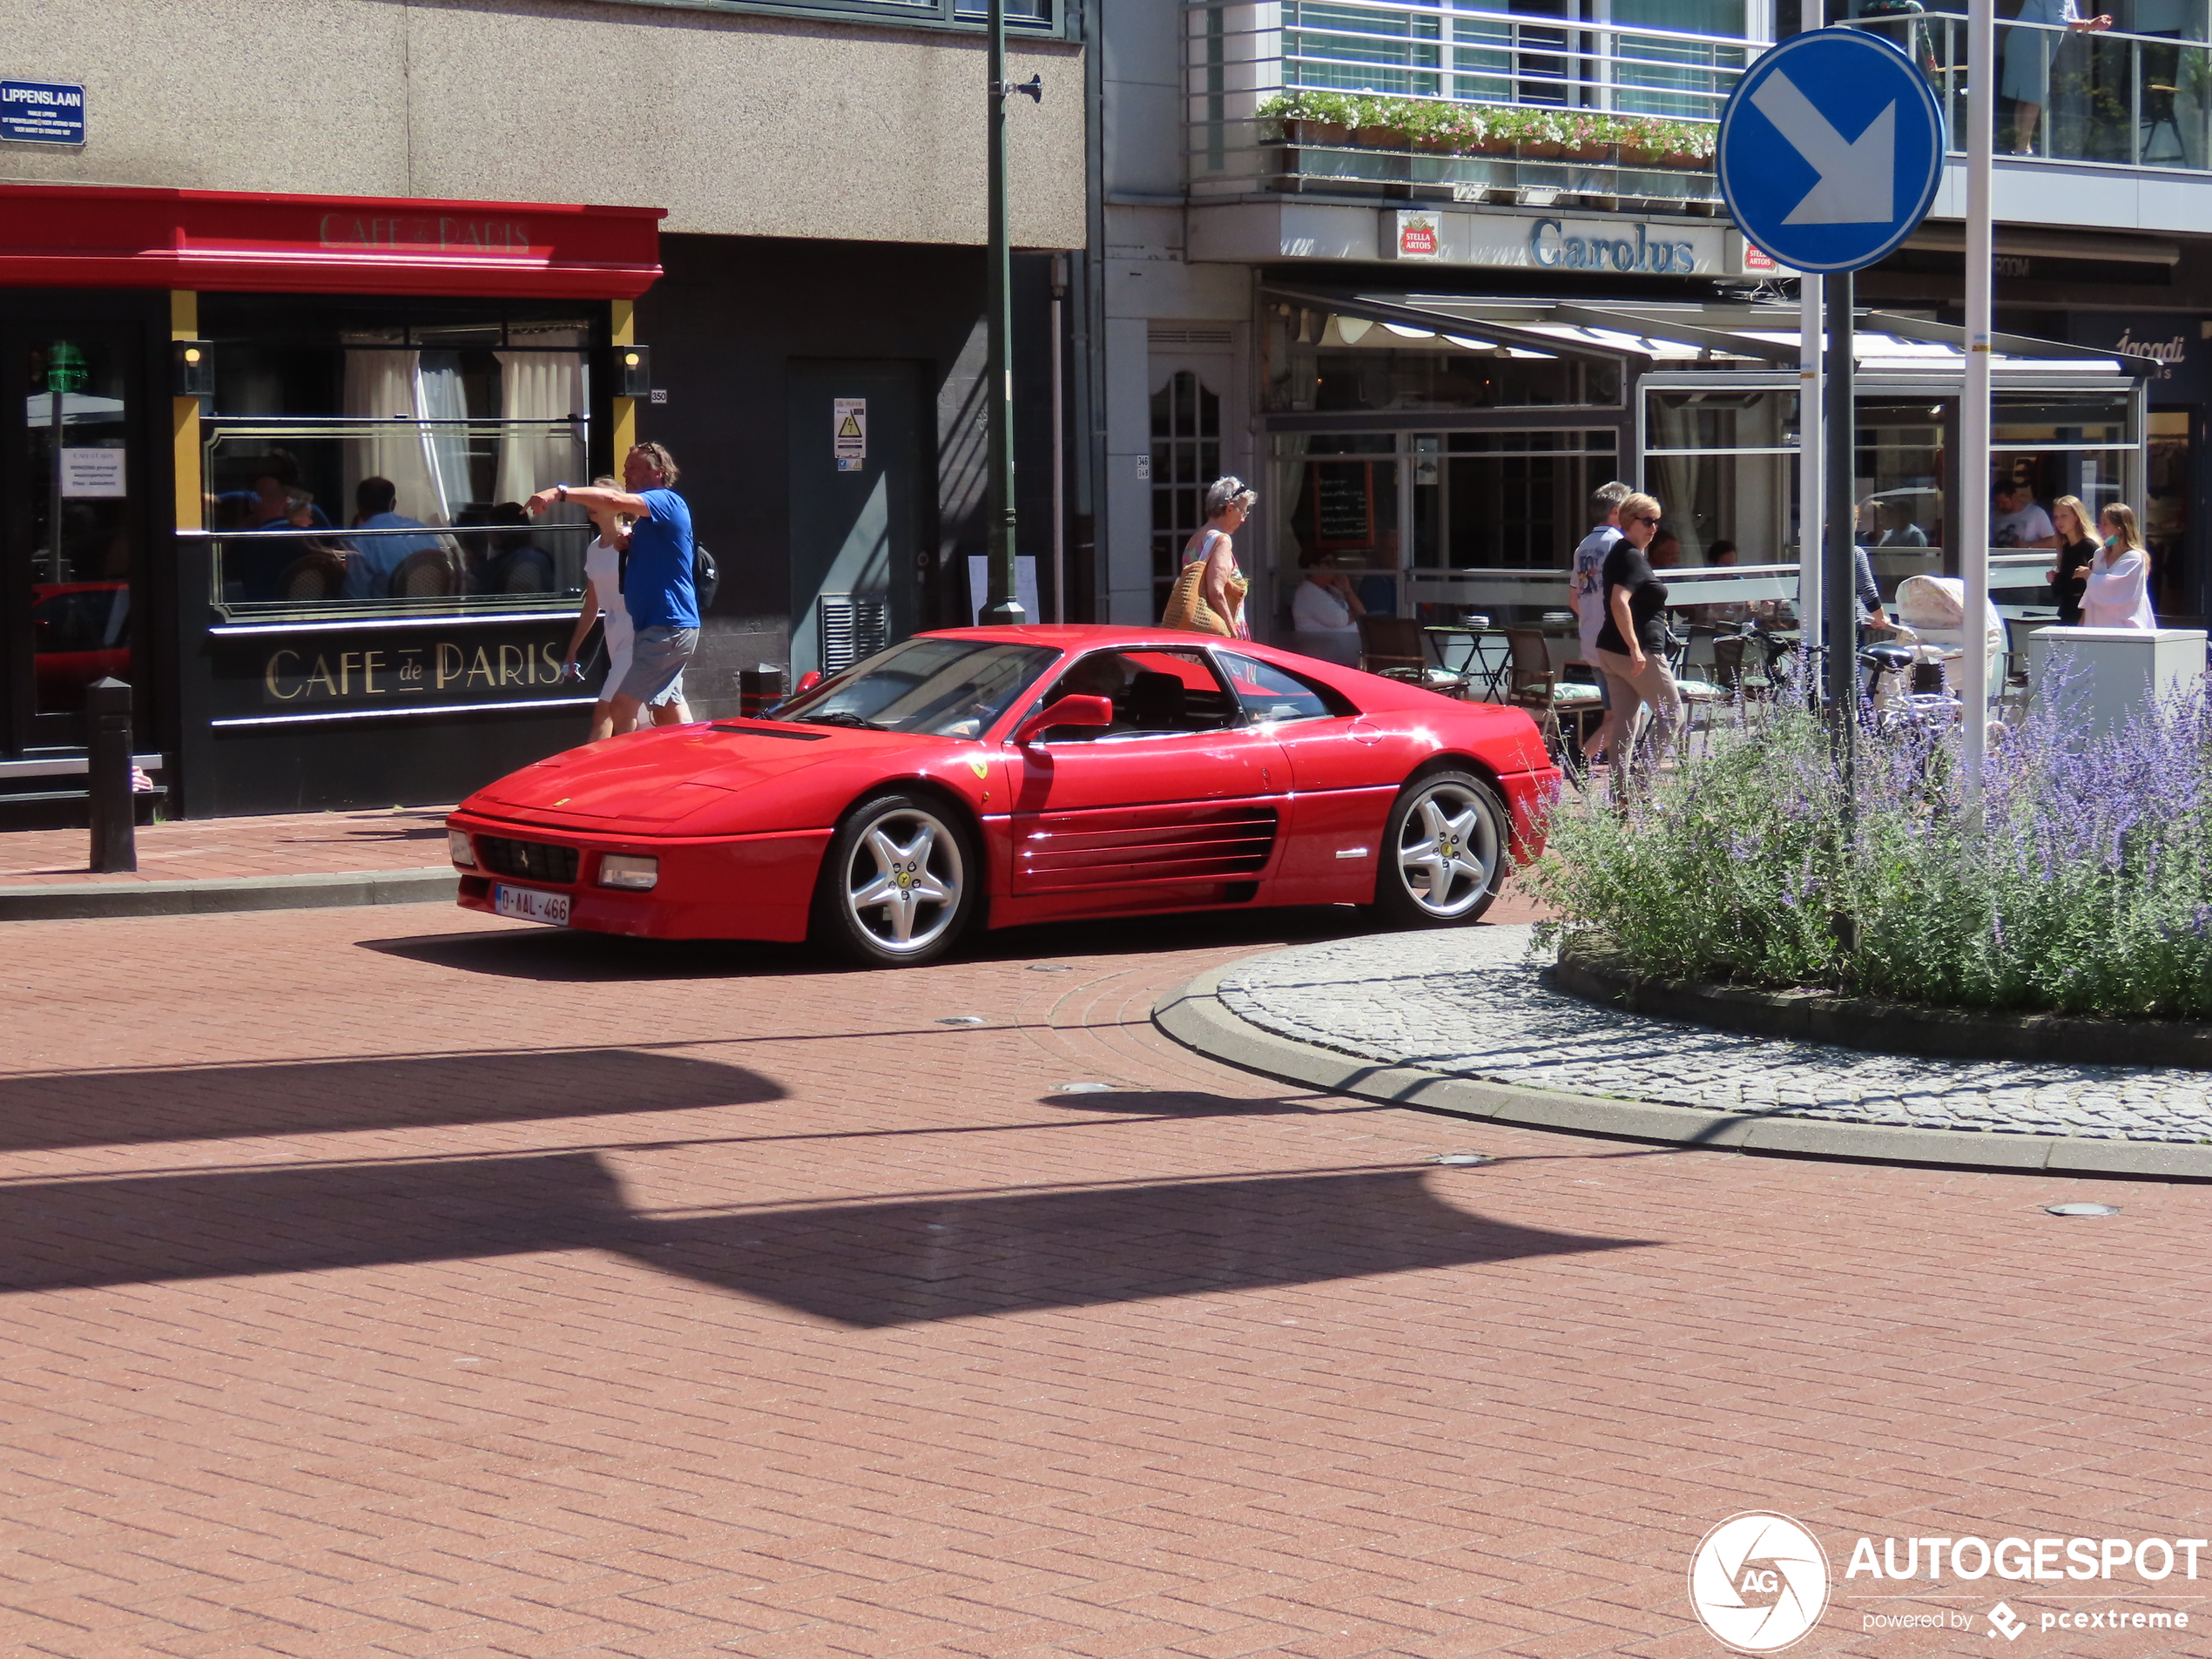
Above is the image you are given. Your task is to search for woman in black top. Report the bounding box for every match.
[2046,495,2098,626]
[1585,490,1682,790]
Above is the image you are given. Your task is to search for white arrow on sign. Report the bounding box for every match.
[1749,71,1895,226]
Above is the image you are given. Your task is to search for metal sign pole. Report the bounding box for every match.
[1799,269,1824,696]
[1960,0,1995,793]
[980,0,1026,625]
[1824,272,1857,785]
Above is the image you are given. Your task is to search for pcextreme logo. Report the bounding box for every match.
[1689,1512,1831,1652]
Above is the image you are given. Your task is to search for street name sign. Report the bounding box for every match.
[1716,29,1944,274]
[1,80,85,146]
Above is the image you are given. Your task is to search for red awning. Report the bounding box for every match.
[0,184,664,299]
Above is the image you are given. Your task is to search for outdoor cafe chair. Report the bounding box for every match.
[1358,615,1470,699]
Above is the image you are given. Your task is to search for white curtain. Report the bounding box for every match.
[493,352,587,505]
[414,352,473,522]
[341,350,448,526]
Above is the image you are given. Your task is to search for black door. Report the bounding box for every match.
[786,361,925,681]
[1,323,152,756]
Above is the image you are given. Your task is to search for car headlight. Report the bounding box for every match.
[448,829,476,867]
[597,853,659,891]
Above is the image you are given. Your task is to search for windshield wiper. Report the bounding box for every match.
[796,709,887,730]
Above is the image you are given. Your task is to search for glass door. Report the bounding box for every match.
[4,326,145,753]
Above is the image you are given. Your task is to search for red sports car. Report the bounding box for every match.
[446,625,1560,966]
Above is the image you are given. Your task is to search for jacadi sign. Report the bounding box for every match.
[1381,207,1754,275]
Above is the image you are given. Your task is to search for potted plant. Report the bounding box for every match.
[1271,91,1358,147]
[1515,107,1569,158]
[1352,95,1414,151]
[1560,111,1617,163]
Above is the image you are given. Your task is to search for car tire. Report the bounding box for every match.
[812,792,982,967]
[1369,767,1510,929]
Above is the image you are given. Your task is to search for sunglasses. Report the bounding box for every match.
[1630,515,1661,527]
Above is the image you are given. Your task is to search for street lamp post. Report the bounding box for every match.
[980,0,1040,625]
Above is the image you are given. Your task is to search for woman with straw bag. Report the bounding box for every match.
[1161,477,1256,638]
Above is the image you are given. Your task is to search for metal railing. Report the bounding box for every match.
[1844,13,2212,170]
[1184,5,2212,209]
[1184,0,1749,206]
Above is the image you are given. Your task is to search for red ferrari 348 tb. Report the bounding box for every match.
[447,625,1561,966]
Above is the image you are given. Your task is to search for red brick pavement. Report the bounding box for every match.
[0,894,2203,1658]
[0,808,453,887]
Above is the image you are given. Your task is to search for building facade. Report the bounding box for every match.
[1092,0,2212,644]
[1,0,1087,818]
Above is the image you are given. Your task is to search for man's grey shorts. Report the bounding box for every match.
[617,624,698,706]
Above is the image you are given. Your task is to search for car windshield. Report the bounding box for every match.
[779,637,1060,738]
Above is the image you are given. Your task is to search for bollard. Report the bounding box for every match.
[86,677,137,874]
[738,665,787,718]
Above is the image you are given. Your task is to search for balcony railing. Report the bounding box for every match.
[1184,0,1748,208]
[1185,6,2212,212]
[1844,13,2209,170]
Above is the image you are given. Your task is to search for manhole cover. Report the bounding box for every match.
[2045,1202,2121,1217]
[1434,1152,1494,1167]
[1055,1082,1116,1094]
[935,1015,987,1026]
[1027,963,1076,973]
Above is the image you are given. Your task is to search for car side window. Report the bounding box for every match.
[1217,652,1351,724]
[1034,648,1243,740]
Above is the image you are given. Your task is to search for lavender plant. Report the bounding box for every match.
[1527,664,2212,1019]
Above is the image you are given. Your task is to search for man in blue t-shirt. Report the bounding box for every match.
[525,442,697,732]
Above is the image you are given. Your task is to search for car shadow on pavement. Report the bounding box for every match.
[0,1152,1653,1324]
[359,906,1381,984]
[0,1050,783,1153]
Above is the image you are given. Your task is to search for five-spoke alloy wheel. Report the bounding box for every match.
[814,792,981,966]
[1372,768,1508,927]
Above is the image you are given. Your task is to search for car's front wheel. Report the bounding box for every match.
[813,792,981,966]
[1370,768,1509,928]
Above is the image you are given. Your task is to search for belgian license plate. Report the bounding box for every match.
[493,884,570,926]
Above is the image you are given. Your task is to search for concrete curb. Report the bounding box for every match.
[1154,961,2212,1182]
[0,868,457,921]
[1553,938,2212,1072]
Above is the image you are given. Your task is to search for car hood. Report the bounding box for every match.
[460,720,997,835]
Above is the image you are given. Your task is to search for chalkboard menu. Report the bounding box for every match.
[1315,462,1375,545]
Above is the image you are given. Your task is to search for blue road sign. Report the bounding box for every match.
[1,80,86,146]
[1716,30,1944,275]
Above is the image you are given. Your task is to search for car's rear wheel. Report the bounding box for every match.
[813,792,980,967]
[1370,768,1508,928]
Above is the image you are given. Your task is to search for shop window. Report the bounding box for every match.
[1150,369,1224,617]
[24,335,138,716]
[1851,401,1947,600]
[2146,408,2193,619]
[1278,435,1401,617]
[1643,388,1799,573]
[198,299,595,618]
[1415,430,1622,571]
[1985,391,2136,604]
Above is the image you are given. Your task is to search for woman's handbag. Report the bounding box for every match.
[1160,554,1232,637]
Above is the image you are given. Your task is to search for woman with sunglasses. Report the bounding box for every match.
[1587,492,1682,791]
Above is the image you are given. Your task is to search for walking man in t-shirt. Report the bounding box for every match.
[1567,480,1633,765]
[525,442,697,733]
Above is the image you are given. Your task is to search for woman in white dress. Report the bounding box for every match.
[560,476,649,741]
[2082,502,2158,630]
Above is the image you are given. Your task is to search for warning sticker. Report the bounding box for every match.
[833,397,867,472]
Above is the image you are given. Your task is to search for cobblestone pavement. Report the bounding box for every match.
[3,898,2208,1656]
[0,807,453,886]
[1219,927,2212,1143]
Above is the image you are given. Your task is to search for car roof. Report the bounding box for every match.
[918,624,1244,650]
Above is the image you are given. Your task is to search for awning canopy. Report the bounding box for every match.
[0,184,664,300]
[1263,287,2139,378]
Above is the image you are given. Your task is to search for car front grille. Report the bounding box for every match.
[475,835,581,886]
